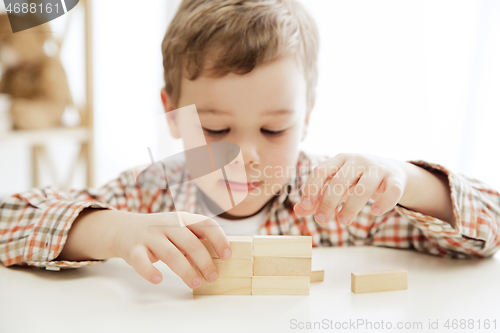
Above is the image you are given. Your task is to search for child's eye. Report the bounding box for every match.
[203,128,230,137]
[261,128,286,137]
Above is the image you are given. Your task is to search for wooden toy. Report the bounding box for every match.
[351,269,408,294]
[194,235,319,296]
[253,257,311,276]
[253,235,312,257]
[252,276,310,295]
[310,269,324,283]
[210,258,253,277]
[200,236,252,259]
[193,277,252,295]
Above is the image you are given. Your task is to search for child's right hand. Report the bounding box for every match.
[113,211,231,288]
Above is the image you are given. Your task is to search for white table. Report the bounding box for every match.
[1,247,499,333]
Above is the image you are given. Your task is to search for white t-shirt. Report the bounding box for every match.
[197,194,271,236]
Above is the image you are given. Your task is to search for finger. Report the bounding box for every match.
[371,175,405,215]
[293,196,321,216]
[370,192,383,202]
[147,250,160,263]
[313,165,361,225]
[164,216,220,283]
[184,213,232,261]
[147,236,204,289]
[300,154,348,210]
[185,253,196,267]
[337,173,381,225]
[127,245,164,285]
[294,178,357,217]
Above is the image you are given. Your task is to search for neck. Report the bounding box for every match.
[197,189,272,220]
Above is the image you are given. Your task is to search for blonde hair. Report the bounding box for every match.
[161,0,319,108]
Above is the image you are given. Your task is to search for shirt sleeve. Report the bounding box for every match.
[0,164,172,270]
[365,160,500,258]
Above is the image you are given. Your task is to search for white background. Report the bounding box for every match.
[0,0,499,196]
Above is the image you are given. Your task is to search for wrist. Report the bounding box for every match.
[398,161,420,208]
[111,211,164,260]
[81,209,121,260]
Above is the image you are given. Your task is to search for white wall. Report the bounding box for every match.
[92,0,175,186]
[299,0,500,190]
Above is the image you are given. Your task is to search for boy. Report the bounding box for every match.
[1,0,499,291]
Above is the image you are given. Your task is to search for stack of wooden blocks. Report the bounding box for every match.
[194,235,314,295]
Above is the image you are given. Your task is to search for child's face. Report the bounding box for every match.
[162,55,314,217]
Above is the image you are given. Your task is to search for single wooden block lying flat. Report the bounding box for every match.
[200,236,252,259]
[351,269,408,294]
[310,269,324,283]
[252,276,310,295]
[254,257,311,276]
[193,277,252,295]
[253,236,312,258]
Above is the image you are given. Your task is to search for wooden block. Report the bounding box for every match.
[193,258,253,278]
[193,277,252,295]
[200,236,252,259]
[351,269,408,294]
[253,257,311,276]
[310,269,324,283]
[252,276,310,295]
[253,236,312,257]
[213,258,253,277]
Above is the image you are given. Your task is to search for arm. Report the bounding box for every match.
[293,153,500,258]
[391,160,500,257]
[363,161,500,258]
[54,208,124,261]
[398,161,455,227]
[0,164,167,269]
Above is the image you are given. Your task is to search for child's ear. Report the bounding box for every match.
[301,92,316,142]
[161,88,181,139]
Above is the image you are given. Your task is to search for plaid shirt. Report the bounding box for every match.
[1,151,499,270]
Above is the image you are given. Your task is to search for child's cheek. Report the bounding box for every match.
[265,144,300,184]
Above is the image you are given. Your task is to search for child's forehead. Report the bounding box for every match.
[194,107,299,120]
[180,56,307,100]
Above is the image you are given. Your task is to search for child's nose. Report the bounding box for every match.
[236,140,260,166]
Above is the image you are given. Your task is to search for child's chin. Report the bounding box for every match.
[223,199,269,218]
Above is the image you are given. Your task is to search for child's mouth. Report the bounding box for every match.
[222,180,262,192]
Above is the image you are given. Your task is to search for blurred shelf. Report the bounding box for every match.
[1,0,94,188]
[0,126,90,145]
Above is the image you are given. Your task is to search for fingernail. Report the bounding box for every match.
[152,275,161,284]
[302,197,312,209]
[338,214,349,225]
[373,206,382,215]
[192,277,201,288]
[315,213,326,224]
[222,248,231,260]
[208,271,218,282]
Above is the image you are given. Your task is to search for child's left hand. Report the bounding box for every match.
[294,153,411,226]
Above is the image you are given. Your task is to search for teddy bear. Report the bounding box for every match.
[0,13,73,130]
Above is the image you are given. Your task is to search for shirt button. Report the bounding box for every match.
[429,225,443,232]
